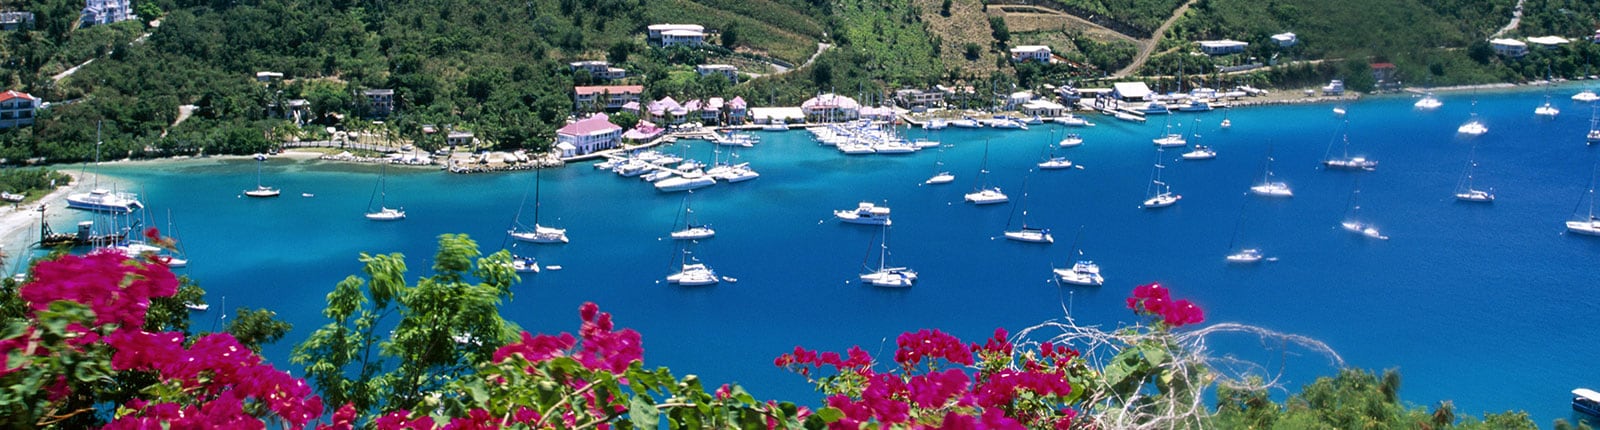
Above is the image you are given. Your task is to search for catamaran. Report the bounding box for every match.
[243,154,280,197]
[1141,148,1181,209]
[1414,92,1442,110]
[1454,145,1494,203]
[666,248,718,286]
[1458,101,1488,136]
[964,141,1008,205]
[509,169,569,243]
[1250,148,1293,198]
[670,194,715,240]
[1322,121,1377,171]
[858,223,916,288]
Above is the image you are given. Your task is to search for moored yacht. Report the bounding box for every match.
[1536,95,1560,117]
[835,202,892,225]
[1414,93,1442,109]
[1181,145,1216,160]
[1574,90,1600,102]
[666,262,719,286]
[1251,150,1293,198]
[1053,261,1103,286]
[1225,248,1264,264]
[1341,220,1389,240]
[1037,157,1073,170]
[67,189,143,213]
[859,224,915,288]
[654,171,718,192]
[1141,148,1180,209]
[1058,134,1084,147]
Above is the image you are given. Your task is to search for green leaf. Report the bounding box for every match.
[629,393,661,428]
[814,406,845,423]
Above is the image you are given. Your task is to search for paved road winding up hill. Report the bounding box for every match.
[1114,0,1203,78]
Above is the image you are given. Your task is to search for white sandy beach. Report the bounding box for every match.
[0,171,81,273]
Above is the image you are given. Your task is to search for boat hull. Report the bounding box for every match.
[964,189,1008,205]
[1567,220,1600,236]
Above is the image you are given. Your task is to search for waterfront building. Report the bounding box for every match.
[0,90,40,129]
[446,131,475,147]
[267,99,310,125]
[556,114,622,156]
[363,89,395,118]
[802,93,860,122]
[1020,100,1067,118]
[727,97,748,124]
[1112,82,1153,102]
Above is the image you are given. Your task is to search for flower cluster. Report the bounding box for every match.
[493,302,643,374]
[780,328,1082,429]
[0,242,324,428]
[1125,283,1205,327]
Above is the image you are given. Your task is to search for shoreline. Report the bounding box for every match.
[0,171,82,275]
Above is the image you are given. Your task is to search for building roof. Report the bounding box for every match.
[728,96,747,109]
[0,90,38,103]
[557,114,622,137]
[802,93,861,111]
[1271,32,1296,40]
[574,85,645,96]
[1527,36,1570,46]
[648,24,705,32]
[570,60,610,67]
[1023,100,1066,110]
[363,89,394,96]
[662,29,704,37]
[697,64,737,71]
[1490,38,1526,47]
[256,71,283,79]
[706,97,724,110]
[1112,82,1153,99]
[1199,40,1249,49]
[447,131,474,139]
[1009,45,1052,54]
[1370,63,1396,69]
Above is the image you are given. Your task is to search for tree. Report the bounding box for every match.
[965,43,983,61]
[941,0,952,17]
[607,41,634,64]
[610,111,640,130]
[292,234,520,414]
[722,25,740,50]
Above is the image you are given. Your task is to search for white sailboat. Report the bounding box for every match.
[1574,89,1600,103]
[1152,117,1186,147]
[665,245,718,286]
[925,147,955,185]
[1414,92,1442,110]
[1220,107,1233,128]
[1225,198,1265,264]
[1588,106,1600,145]
[669,194,715,240]
[1250,147,1293,198]
[1180,121,1215,160]
[1052,227,1103,286]
[1454,145,1494,203]
[1038,130,1074,169]
[858,223,916,288]
[1322,121,1377,171]
[1003,177,1053,243]
[364,163,405,221]
[964,141,1008,205]
[1141,148,1181,209]
[1340,179,1388,240]
[1457,101,1488,136]
[1535,89,1560,117]
[243,154,280,197]
[1058,133,1084,148]
[509,169,569,243]
[1567,166,1600,236]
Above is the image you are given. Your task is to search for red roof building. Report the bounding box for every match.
[0,90,40,129]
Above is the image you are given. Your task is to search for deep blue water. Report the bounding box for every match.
[28,89,1600,424]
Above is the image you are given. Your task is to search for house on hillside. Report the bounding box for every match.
[1527,36,1569,50]
[1271,32,1297,47]
[570,61,627,81]
[648,24,705,47]
[1198,40,1249,55]
[1490,39,1527,57]
[363,89,395,118]
[267,99,310,125]
[1009,46,1052,63]
[1,12,35,31]
[81,0,131,26]
[1370,63,1399,92]
[256,71,284,83]
[696,64,738,82]
[0,90,40,129]
[556,114,622,156]
[573,85,644,112]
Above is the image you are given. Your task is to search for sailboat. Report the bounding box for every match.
[1180,120,1215,160]
[364,163,405,221]
[509,169,569,243]
[1225,198,1265,264]
[1454,145,1494,203]
[669,193,715,240]
[243,154,280,197]
[1322,121,1377,171]
[1536,76,1560,117]
[1415,90,1442,110]
[1588,106,1600,145]
[1457,100,1488,136]
[1250,147,1293,197]
[1052,227,1103,286]
[1340,178,1388,240]
[964,140,1008,205]
[1141,147,1181,209]
[1152,117,1186,147]
[67,123,144,213]
[858,223,916,288]
[665,245,718,286]
[1038,130,1073,169]
[1219,107,1233,128]
[1567,166,1600,236]
[1003,176,1053,243]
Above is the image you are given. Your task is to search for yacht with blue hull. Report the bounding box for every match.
[1573,388,1600,417]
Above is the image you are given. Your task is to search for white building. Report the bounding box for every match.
[1198,40,1249,55]
[1490,38,1528,57]
[362,89,395,117]
[1008,45,1052,63]
[1019,99,1066,118]
[573,85,644,112]
[801,93,861,122]
[256,71,284,82]
[1271,32,1297,47]
[0,90,41,129]
[894,89,944,111]
[81,0,131,26]
[696,64,738,82]
[446,131,475,147]
[648,24,706,47]
[570,61,627,80]
[556,114,623,156]
[1004,91,1034,110]
[1111,82,1153,102]
[1527,36,1570,49]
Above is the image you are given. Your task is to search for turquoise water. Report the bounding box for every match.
[38,90,1600,423]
